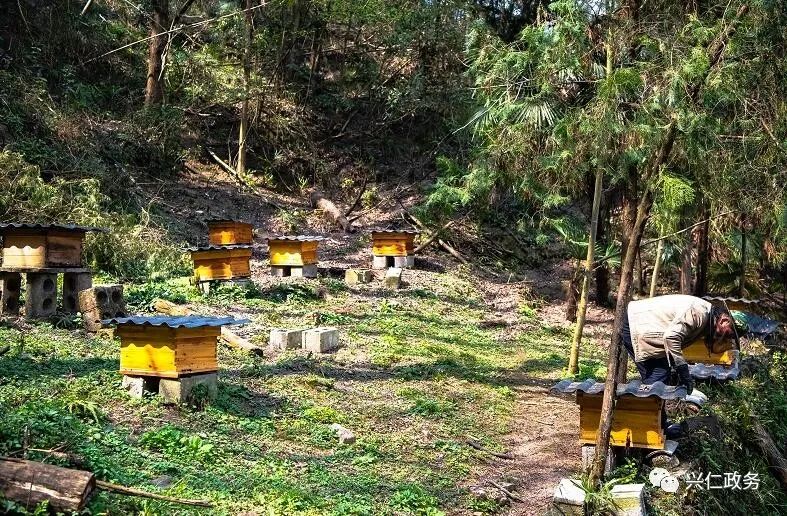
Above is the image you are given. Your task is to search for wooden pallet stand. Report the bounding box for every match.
[371,230,417,269]
[105,315,247,404]
[268,236,323,278]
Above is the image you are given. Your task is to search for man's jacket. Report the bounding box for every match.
[626,294,712,367]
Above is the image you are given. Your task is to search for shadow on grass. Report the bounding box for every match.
[0,355,117,380]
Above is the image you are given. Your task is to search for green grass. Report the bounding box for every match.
[0,273,580,514]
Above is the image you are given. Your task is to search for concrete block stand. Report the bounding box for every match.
[0,272,22,316]
[345,269,372,285]
[270,328,304,350]
[302,327,339,353]
[159,373,218,404]
[25,272,58,319]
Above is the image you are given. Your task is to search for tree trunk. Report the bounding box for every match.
[237,0,254,175]
[144,0,169,106]
[680,235,693,294]
[591,189,652,482]
[694,205,710,296]
[568,169,603,375]
[649,238,664,297]
[565,261,581,322]
[595,197,611,307]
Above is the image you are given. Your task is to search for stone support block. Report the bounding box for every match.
[159,372,218,404]
[0,272,22,316]
[345,269,372,285]
[270,328,304,350]
[25,273,58,319]
[384,267,402,289]
[62,272,93,313]
[302,327,339,353]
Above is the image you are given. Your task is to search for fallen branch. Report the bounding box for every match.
[205,147,283,210]
[413,220,454,254]
[96,480,213,507]
[310,189,353,232]
[465,439,514,460]
[402,210,468,264]
[343,177,368,217]
[488,480,525,503]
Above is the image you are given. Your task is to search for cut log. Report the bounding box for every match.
[151,298,191,316]
[151,299,263,355]
[309,189,353,232]
[0,458,95,512]
[750,417,787,490]
[220,327,264,356]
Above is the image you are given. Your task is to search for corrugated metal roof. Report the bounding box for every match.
[371,229,419,235]
[689,352,741,381]
[0,223,106,232]
[702,295,762,305]
[205,218,254,224]
[188,245,253,252]
[690,362,740,381]
[267,235,324,242]
[102,315,249,328]
[551,379,688,400]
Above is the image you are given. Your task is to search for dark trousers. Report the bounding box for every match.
[620,310,670,428]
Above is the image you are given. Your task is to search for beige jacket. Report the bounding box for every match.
[627,294,712,367]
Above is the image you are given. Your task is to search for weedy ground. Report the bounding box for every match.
[0,269,599,515]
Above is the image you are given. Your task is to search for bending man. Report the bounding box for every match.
[621,294,737,393]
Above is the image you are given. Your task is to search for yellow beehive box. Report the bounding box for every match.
[110,316,247,378]
[207,220,254,246]
[0,223,103,270]
[578,392,665,450]
[371,230,417,257]
[190,245,252,282]
[683,339,736,366]
[268,236,323,266]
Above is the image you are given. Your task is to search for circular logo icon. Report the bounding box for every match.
[649,467,669,487]
[660,475,680,493]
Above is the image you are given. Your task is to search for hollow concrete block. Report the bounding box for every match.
[25,272,58,319]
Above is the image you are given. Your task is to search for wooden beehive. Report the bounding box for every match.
[371,230,417,257]
[207,220,254,246]
[577,392,665,450]
[268,236,322,266]
[683,339,736,366]
[0,224,100,269]
[116,323,220,378]
[190,246,252,282]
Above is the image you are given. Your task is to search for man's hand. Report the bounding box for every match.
[675,364,694,394]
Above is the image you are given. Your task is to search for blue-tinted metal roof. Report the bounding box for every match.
[205,218,254,224]
[102,315,249,328]
[551,379,688,400]
[187,244,254,252]
[370,229,419,235]
[689,351,741,381]
[268,235,324,242]
[0,223,106,232]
